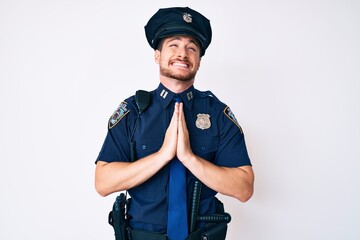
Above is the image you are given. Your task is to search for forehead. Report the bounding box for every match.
[163,35,200,46]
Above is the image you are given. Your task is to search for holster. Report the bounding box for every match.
[186,222,227,240]
[108,193,129,240]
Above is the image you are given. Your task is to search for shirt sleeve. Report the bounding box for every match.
[214,106,251,167]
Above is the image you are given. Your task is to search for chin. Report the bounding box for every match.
[160,67,197,82]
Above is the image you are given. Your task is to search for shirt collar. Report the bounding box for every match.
[156,83,195,110]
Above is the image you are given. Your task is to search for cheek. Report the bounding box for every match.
[193,58,201,70]
[159,57,166,65]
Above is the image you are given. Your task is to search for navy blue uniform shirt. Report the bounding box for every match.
[96,83,251,233]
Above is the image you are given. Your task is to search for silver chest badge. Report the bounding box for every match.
[196,114,211,130]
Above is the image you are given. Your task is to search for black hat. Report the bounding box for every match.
[145,7,212,56]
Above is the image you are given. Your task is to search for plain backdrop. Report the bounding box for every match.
[1,0,359,239]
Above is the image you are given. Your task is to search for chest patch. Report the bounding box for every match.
[108,102,130,129]
[196,114,211,130]
[224,106,243,133]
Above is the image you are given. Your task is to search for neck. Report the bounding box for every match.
[160,76,194,93]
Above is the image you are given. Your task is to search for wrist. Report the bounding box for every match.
[155,149,174,164]
[180,152,197,167]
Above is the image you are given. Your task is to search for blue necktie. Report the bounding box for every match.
[167,96,188,240]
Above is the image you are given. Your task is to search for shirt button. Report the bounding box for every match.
[142,145,147,150]
[201,146,206,151]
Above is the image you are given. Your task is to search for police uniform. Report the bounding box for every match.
[96,6,252,239]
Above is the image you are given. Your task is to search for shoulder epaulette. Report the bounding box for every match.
[199,90,220,102]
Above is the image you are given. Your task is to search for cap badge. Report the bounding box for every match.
[196,114,211,130]
[183,13,192,23]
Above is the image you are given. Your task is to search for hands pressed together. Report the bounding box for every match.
[160,102,193,164]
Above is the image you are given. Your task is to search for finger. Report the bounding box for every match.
[177,103,192,161]
[178,103,187,132]
[169,102,179,128]
[161,103,179,160]
[178,102,183,123]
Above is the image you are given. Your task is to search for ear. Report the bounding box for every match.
[154,50,161,64]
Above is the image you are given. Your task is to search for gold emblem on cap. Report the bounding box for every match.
[183,13,192,23]
[196,114,211,130]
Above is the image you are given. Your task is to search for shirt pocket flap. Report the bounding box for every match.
[190,136,218,154]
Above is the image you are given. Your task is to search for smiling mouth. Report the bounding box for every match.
[171,61,190,69]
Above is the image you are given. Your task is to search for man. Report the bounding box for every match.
[95,7,254,240]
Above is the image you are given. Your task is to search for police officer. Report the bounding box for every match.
[95,7,254,240]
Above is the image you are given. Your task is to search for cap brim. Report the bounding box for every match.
[153,23,206,49]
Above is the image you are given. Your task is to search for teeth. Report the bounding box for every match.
[172,62,188,68]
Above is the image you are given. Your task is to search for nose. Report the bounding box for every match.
[177,46,188,59]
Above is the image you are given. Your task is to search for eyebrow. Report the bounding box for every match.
[166,36,200,48]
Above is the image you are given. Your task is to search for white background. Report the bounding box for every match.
[1,0,359,239]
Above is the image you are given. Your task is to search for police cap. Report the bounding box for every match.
[145,7,212,56]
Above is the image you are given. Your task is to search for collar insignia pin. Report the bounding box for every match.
[187,91,193,101]
[196,114,211,130]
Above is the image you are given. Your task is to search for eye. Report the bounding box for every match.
[187,45,198,52]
